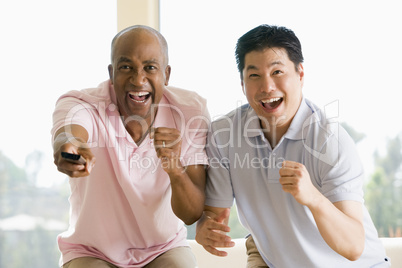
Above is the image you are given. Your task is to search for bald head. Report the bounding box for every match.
[110,25,169,66]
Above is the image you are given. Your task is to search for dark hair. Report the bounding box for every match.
[235,24,304,79]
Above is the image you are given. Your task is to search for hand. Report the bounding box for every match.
[53,136,95,177]
[152,127,183,175]
[279,160,320,206]
[195,208,235,257]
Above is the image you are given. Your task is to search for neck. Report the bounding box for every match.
[260,117,290,149]
[123,116,154,145]
[264,126,287,149]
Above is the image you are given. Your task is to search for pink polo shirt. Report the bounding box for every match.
[51,81,210,267]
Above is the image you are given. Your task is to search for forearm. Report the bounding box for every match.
[53,124,95,177]
[169,165,206,225]
[53,124,89,151]
[280,161,365,260]
[309,196,365,261]
[151,127,207,223]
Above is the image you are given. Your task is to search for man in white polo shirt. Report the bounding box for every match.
[195,24,390,267]
[52,25,209,268]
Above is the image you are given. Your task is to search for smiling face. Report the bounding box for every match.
[108,28,171,129]
[242,47,304,138]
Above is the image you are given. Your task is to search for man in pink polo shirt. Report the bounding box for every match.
[52,25,210,268]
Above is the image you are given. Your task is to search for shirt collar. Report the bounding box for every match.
[153,95,176,129]
[283,97,314,140]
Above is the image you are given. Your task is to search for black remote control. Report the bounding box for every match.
[61,152,86,164]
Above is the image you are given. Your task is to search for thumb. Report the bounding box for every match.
[214,208,230,224]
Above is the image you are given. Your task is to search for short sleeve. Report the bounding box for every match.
[51,95,97,143]
[180,103,210,167]
[317,126,365,203]
[205,121,235,208]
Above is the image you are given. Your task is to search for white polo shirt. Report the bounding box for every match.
[205,98,389,268]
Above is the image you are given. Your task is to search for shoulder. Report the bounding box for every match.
[301,99,337,143]
[164,86,207,113]
[301,99,359,168]
[208,104,251,148]
[211,104,251,130]
[56,80,112,108]
[163,86,211,133]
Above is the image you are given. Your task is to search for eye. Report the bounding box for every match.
[249,73,260,78]
[118,65,132,72]
[145,65,157,72]
[272,70,283,75]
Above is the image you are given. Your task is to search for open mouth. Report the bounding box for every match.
[128,91,151,103]
[261,97,283,110]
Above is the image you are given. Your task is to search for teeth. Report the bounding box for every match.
[262,97,281,103]
[132,99,146,103]
[129,92,149,96]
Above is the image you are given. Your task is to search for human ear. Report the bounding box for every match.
[164,65,171,86]
[241,76,246,95]
[298,63,305,87]
[108,64,114,83]
[298,63,304,81]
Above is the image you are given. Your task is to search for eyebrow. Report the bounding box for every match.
[116,57,161,66]
[246,61,284,72]
[143,59,160,65]
[116,56,132,64]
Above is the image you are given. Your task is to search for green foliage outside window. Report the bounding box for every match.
[365,136,402,237]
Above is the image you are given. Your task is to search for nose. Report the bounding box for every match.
[130,70,147,86]
[260,75,275,93]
